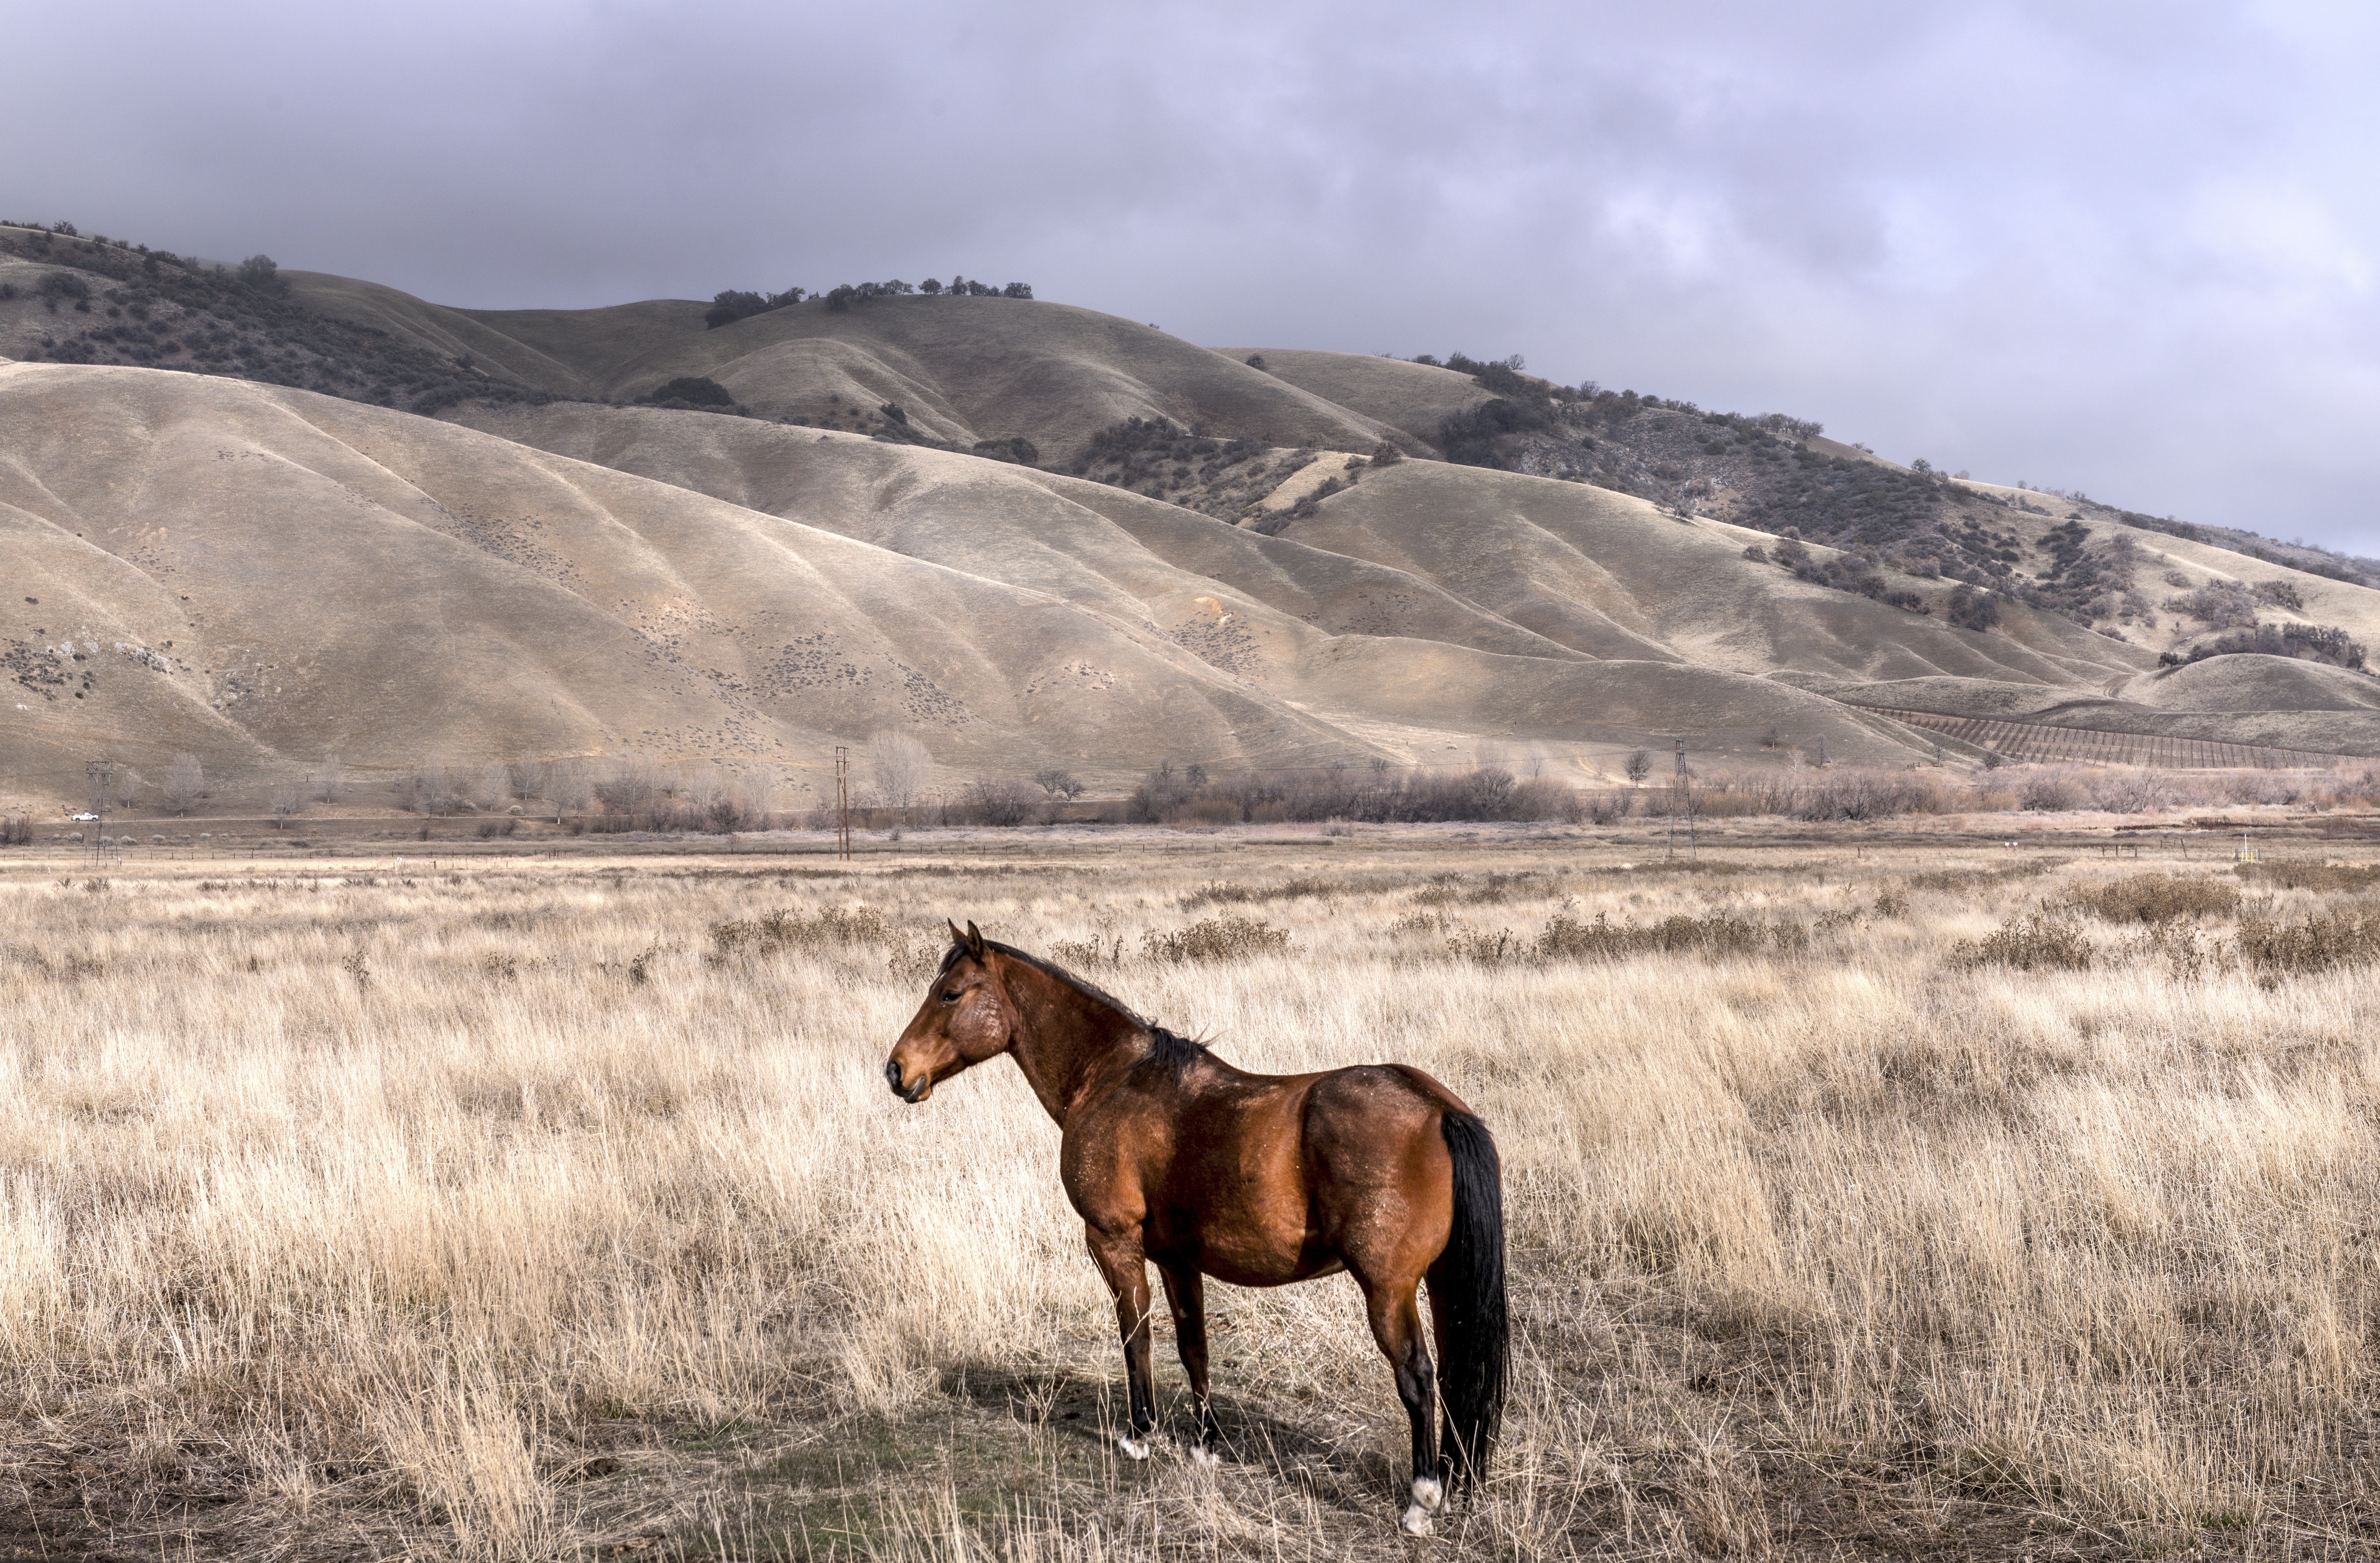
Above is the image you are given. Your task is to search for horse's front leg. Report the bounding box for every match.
[1158,1261,1221,1463]
[1085,1223,1159,1458]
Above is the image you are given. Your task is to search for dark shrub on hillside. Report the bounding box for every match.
[1437,397,1551,466]
[235,254,286,294]
[705,289,770,328]
[1947,588,2002,632]
[972,436,1040,464]
[34,271,89,311]
[636,376,737,409]
[2167,580,2258,628]
[2159,622,2367,672]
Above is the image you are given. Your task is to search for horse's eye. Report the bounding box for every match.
[940,989,959,1004]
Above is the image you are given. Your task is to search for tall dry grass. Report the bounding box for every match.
[3,844,2379,1557]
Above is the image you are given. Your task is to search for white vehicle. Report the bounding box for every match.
[69,812,99,822]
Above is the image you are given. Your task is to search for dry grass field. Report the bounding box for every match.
[5,830,2380,1559]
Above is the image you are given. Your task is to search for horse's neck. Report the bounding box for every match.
[998,956,1140,1125]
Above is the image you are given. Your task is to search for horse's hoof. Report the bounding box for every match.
[1117,1434,1152,1460]
[1410,1475,1444,1513]
[1188,1442,1221,1467]
[1401,1503,1435,1537]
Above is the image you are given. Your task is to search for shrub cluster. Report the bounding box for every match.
[1070,418,1258,480]
[1764,535,1929,612]
[709,905,892,961]
[635,376,739,411]
[1141,915,1290,963]
[2166,580,2259,629]
[1954,913,2094,970]
[1126,762,1579,826]
[700,276,1035,327]
[2236,861,2380,893]
[0,224,559,417]
[1946,587,2003,632]
[2237,909,2380,975]
[1535,911,1808,961]
[2158,622,2368,672]
[2059,874,2240,924]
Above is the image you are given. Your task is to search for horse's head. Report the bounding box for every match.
[885,920,1017,1104]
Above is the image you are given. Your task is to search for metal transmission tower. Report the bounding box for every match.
[833,747,853,862]
[1664,738,1697,861]
[84,758,111,866]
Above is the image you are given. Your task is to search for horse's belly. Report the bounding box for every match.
[1166,1217,1338,1288]
[1196,1249,1342,1287]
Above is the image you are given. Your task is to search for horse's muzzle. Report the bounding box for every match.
[885,1059,930,1104]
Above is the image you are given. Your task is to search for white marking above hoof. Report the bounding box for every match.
[1410,1475,1445,1513]
[1401,1503,1435,1536]
[1117,1434,1152,1460]
[1188,1442,1221,1467]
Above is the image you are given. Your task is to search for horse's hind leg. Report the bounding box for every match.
[1359,1275,1443,1535]
[1158,1262,1220,1463]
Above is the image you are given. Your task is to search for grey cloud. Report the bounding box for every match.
[10,0,2375,549]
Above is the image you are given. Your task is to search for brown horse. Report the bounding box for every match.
[885,921,1506,1536]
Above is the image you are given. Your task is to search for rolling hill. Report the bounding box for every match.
[6,227,2380,813]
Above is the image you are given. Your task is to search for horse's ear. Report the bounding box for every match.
[946,918,966,947]
[964,921,987,959]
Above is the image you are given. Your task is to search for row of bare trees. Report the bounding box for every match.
[389,752,793,831]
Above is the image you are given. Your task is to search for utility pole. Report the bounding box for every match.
[834,746,852,862]
[84,758,111,867]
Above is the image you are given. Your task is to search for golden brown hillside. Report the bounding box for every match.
[9,248,2380,812]
[0,362,1954,807]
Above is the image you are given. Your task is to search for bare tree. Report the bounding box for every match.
[510,755,549,806]
[312,754,344,804]
[1033,768,1085,801]
[548,759,593,823]
[597,751,659,815]
[269,783,302,828]
[472,762,511,813]
[681,763,724,816]
[162,753,205,816]
[1624,748,1653,786]
[112,767,143,811]
[866,730,933,817]
[736,762,784,826]
[402,759,457,816]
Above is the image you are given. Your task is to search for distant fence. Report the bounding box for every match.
[1851,705,2355,770]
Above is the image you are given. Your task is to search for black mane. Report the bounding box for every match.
[943,936,1212,1076]
[1142,1025,1208,1078]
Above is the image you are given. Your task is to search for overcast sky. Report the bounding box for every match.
[13,2,2377,553]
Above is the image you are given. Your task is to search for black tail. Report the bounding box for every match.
[1429,1111,1508,1489]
